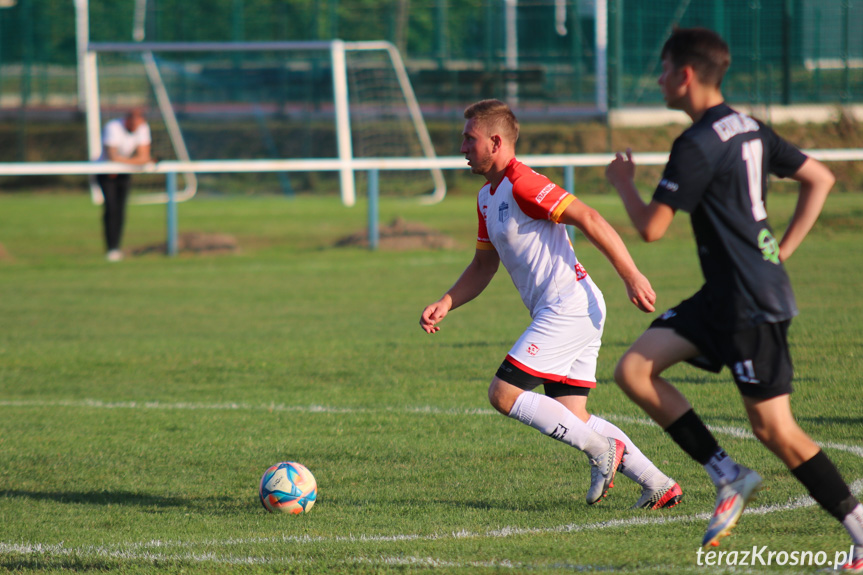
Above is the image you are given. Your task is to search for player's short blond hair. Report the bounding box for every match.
[463,99,519,146]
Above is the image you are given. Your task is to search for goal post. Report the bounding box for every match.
[83,40,447,207]
[342,40,447,205]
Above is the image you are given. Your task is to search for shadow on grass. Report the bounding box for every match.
[1,489,234,511]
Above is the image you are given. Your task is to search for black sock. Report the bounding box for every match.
[664,409,720,465]
[792,450,859,521]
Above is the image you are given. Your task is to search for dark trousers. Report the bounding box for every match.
[97,174,131,251]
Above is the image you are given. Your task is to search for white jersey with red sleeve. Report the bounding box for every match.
[476,158,599,318]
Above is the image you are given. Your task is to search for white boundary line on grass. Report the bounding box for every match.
[0,399,500,415]
[2,399,862,570]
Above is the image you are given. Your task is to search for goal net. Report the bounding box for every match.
[84,40,445,206]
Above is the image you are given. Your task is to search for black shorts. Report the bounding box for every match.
[650,293,794,399]
[495,359,590,398]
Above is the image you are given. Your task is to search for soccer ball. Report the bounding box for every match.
[259,461,317,514]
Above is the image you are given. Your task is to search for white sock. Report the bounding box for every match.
[704,448,740,486]
[587,415,669,490]
[842,504,863,546]
[508,391,609,458]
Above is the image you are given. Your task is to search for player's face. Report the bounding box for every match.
[460,118,495,176]
[125,113,144,132]
[658,56,686,110]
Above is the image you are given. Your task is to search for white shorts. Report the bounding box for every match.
[505,296,606,388]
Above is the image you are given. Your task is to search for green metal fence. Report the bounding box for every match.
[1,0,860,148]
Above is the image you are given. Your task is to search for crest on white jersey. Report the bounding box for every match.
[498,201,509,223]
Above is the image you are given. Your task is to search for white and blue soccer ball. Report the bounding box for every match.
[259,461,317,514]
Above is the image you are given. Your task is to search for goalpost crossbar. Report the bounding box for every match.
[84,39,447,207]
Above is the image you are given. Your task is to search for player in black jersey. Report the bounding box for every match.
[605,27,863,567]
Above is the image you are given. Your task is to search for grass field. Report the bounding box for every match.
[1,189,862,574]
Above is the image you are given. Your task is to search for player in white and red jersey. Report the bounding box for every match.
[420,99,682,509]
[476,157,594,318]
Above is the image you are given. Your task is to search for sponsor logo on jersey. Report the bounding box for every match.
[758,228,780,264]
[733,359,760,384]
[574,262,588,281]
[535,183,556,203]
[659,178,679,192]
[712,112,760,142]
[526,343,539,356]
[498,201,509,223]
[658,309,677,321]
[481,204,488,221]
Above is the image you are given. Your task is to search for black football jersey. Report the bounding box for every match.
[653,103,808,330]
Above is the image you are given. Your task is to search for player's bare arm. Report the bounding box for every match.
[106,144,153,166]
[778,157,834,262]
[558,198,656,313]
[419,248,500,333]
[605,149,676,242]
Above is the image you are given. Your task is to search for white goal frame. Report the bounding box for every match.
[82,40,447,207]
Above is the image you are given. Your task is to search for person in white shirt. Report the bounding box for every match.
[419,99,683,510]
[97,109,152,262]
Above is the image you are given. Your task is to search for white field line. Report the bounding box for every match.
[0,399,498,416]
[4,399,863,457]
[2,399,862,569]
[3,478,860,570]
[0,542,660,572]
